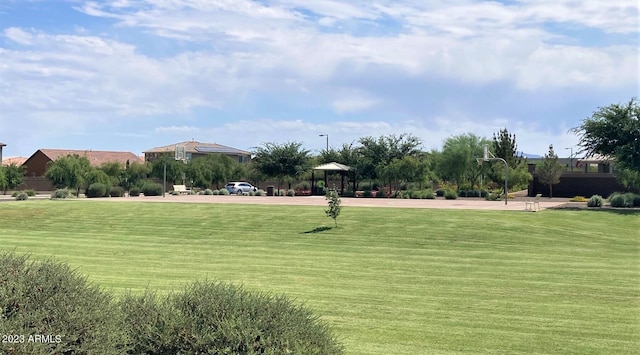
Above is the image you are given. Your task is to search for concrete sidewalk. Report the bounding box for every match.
[83,194,568,211]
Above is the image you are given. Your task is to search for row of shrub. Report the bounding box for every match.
[0,252,343,354]
[608,192,640,208]
[586,193,640,208]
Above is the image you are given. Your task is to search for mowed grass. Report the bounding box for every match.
[1,200,638,354]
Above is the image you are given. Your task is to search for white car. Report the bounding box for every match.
[225,182,257,195]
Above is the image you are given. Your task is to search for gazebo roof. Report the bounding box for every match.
[313,162,351,171]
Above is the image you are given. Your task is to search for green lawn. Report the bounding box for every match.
[1,200,638,354]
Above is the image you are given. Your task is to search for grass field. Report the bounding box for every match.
[1,200,639,354]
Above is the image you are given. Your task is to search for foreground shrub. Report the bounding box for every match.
[587,195,603,208]
[278,189,286,196]
[444,190,458,200]
[287,189,295,196]
[1,252,343,355]
[25,189,36,197]
[120,281,343,354]
[86,183,108,198]
[0,252,130,354]
[15,192,28,200]
[129,186,141,197]
[212,189,220,195]
[109,186,125,197]
[204,188,213,195]
[141,182,163,196]
[256,189,265,196]
[51,188,71,199]
[219,188,230,195]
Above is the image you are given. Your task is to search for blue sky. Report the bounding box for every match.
[1,0,638,159]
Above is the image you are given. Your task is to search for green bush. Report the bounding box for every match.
[51,188,71,199]
[444,190,458,200]
[363,190,373,197]
[609,194,626,208]
[457,190,468,198]
[295,181,311,190]
[485,193,500,201]
[25,189,36,197]
[255,189,265,196]
[129,186,141,197]
[212,189,220,195]
[424,189,435,199]
[109,186,125,197]
[203,188,213,195]
[15,192,28,200]
[219,188,230,195]
[86,183,108,198]
[409,190,421,199]
[633,194,640,207]
[1,252,343,355]
[436,189,445,197]
[249,190,256,196]
[480,190,488,198]
[0,252,130,354]
[120,280,343,355]
[11,191,19,197]
[141,182,163,196]
[278,189,286,196]
[287,189,295,196]
[587,195,603,208]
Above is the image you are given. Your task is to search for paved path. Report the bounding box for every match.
[80,194,568,211]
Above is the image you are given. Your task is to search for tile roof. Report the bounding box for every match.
[2,157,27,166]
[38,149,143,167]
[143,140,251,155]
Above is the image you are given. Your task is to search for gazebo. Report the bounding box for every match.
[311,162,353,195]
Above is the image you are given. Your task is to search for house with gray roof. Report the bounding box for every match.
[143,140,252,163]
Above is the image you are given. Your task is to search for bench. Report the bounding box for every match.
[172,185,190,194]
[525,194,542,211]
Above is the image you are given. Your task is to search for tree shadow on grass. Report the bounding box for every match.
[302,226,333,234]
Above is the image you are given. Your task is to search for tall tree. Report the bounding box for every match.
[150,155,187,185]
[537,145,565,198]
[571,98,640,190]
[436,133,491,189]
[356,133,422,183]
[490,128,532,191]
[45,155,92,196]
[124,160,151,190]
[252,142,311,191]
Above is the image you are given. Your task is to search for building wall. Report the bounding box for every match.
[528,173,632,197]
[22,151,52,177]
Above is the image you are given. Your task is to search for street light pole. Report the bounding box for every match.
[319,134,329,151]
[565,147,573,172]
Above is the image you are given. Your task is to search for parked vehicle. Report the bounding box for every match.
[225,182,257,195]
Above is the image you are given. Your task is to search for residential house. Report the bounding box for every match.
[22,149,143,177]
[143,140,252,163]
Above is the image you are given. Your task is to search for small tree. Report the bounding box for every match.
[3,163,26,193]
[325,189,342,227]
[538,145,565,198]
